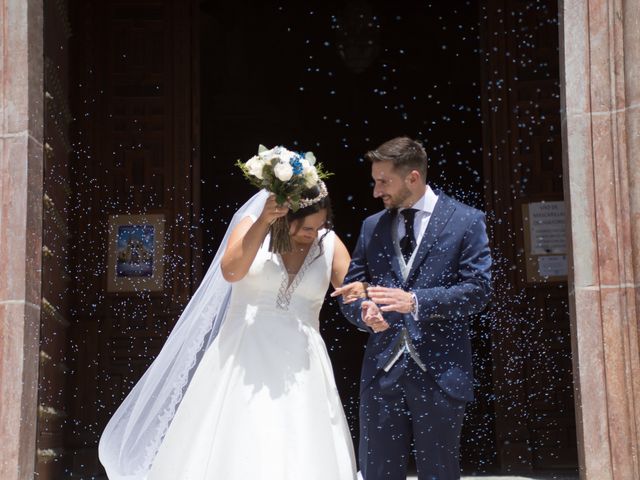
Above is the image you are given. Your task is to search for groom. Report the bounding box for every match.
[336,136,492,479]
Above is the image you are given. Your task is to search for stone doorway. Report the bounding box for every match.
[1,1,639,480]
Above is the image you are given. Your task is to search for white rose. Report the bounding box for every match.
[304,152,316,165]
[304,167,319,187]
[299,158,311,172]
[273,160,294,182]
[245,155,265,179]
[280,149,292,159]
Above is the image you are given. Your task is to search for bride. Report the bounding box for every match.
[99,181,363,479]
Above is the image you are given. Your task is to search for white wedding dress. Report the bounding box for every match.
[147,229,357,480]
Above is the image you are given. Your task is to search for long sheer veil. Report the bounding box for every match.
[98,189,269,480]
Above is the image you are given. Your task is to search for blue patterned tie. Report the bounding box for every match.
[399,208,418,263]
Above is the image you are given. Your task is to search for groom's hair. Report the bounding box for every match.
[365,136,427,181]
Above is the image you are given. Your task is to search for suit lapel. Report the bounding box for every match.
[405,193,456,284]
[373,209,404,282]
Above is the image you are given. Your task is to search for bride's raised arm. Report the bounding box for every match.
[221,194,287,282]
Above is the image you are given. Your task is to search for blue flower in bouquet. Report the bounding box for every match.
[290,155,304,176]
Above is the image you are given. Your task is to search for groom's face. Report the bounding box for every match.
[371,161,412,209]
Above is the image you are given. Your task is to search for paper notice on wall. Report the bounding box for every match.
[528,201,566,255]
[538,255,568,277]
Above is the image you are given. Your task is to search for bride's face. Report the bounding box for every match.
[289,209,328,245]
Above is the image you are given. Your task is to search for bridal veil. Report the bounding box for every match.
[98,190,269,480]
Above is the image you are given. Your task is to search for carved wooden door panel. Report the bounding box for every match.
[480,0,577,472]
[67,0,198,476]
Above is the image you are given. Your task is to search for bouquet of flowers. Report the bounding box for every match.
[237,145,331,253]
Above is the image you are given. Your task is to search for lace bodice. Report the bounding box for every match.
[225,231,335,331]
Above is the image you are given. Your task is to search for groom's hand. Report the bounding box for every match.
[362,300,389,333]
[367,286,415,314]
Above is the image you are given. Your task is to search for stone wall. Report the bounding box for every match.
[0,1,44,479]
[560,0,640,478]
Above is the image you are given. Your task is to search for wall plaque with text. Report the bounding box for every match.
[522,201,568,282]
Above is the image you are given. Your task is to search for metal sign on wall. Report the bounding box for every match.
[522,200,568,283]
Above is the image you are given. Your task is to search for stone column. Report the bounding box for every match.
[0,1,44,479]
[560,0,640,479]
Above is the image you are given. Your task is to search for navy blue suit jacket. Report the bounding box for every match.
[340,192,492,402]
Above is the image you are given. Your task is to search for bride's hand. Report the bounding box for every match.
[362,300,389,332]
[258,194,289,226]
[330,281,369,304]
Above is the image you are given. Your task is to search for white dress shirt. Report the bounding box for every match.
[396,184,439,267]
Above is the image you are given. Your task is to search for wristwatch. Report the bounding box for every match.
[410,292,418,315]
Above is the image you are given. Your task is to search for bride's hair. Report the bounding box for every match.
[287,184,333,260]
[287,184,333,227]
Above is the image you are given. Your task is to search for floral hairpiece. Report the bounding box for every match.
[298,180,328,209]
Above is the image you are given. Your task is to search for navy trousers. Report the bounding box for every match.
[359,354,467,480]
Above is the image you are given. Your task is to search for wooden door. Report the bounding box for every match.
[66,0,199,476]
[479,0,578,472]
